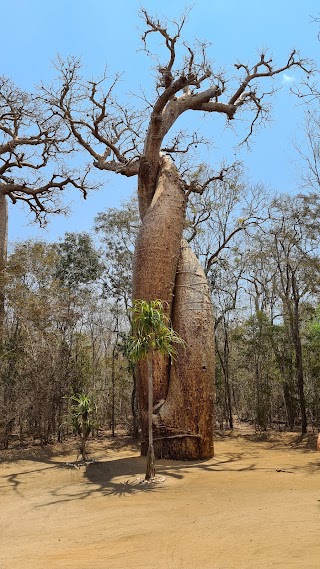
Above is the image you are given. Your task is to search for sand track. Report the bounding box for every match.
[1,430,320,569]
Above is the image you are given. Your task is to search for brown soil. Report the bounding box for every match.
[1,428,320,569]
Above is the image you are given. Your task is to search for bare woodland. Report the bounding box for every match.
[1,10,320,461]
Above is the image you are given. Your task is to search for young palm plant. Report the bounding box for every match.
[128,299,184,481]
[69,393,95,462]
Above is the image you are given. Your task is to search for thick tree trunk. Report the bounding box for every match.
[0,192,8,344]
[133,157,215,460]
[133,156,186,438]
[156,240,215,459]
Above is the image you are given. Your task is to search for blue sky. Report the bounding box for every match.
[2,0,320,244]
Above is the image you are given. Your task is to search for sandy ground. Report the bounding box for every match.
[1,429,320,569]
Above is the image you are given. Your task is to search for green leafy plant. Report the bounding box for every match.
[128,299,184,480]
[69,393,96,462]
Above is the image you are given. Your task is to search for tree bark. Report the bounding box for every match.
[289,274,307,434]
[133,156,187,432]
[0,192,8,345]
[216,324,233,430]
[156,240,215,459]
[292,296,307,434]
[133,157,215,460]
[111,345,116,437]
[271,320,296,430]
[145,353,155,480]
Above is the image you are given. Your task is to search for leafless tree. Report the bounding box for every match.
[40,10,311,459]
[0,76,94,340]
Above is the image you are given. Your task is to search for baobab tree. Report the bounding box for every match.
[42,10,311,459]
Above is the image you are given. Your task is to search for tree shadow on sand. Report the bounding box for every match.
[42,451,257,506]
[2,433,320,505]
[20,450,256,508]
[39,456,165,504]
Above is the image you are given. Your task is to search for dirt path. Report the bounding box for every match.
[1,430,320,569]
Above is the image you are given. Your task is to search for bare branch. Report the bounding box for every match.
[40,57,145,179]
[39,16,311,219]
[0,75,93,222]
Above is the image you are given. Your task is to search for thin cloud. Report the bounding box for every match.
[282,73,295,84]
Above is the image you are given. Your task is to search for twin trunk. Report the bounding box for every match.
[133,157,214,460]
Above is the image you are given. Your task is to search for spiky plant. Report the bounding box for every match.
[70,393,95,461]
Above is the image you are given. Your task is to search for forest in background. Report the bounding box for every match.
[2,174,320,448]
[1,9,320,452]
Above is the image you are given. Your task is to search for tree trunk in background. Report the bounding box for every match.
[271,323,296,431]
[111,345,116,436]
[222,325,233,429]
[290,274,307,434]
[0,192,8,345]
[292,288,307,435]
[133,157,215,460]
[294,327,307,434]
